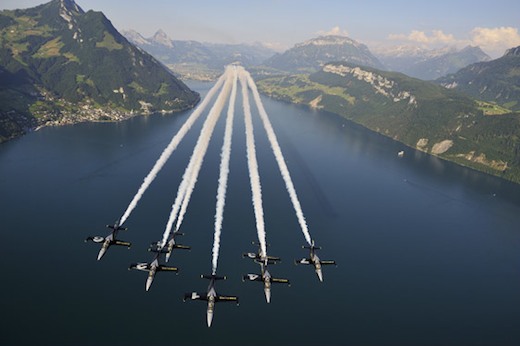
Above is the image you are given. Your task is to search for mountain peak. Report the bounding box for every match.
[266,34,383,72]
[296,35,360,49]
[48,0,84,32]
[152,29,173,47]
[460,45,489,56]
[504,46,520,57]
[121,29,149,46]
[0,0,199,143]
[59,0,84,15]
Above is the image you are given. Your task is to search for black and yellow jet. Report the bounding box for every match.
[183,274,239,327]
[85,220,131,260]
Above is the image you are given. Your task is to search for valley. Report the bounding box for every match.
[1,0,519,187]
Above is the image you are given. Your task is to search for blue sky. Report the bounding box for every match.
[2,0,520,57]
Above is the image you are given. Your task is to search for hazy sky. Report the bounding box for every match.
[2,0,520,57]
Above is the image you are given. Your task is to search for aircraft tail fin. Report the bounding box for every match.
[295,258,312,265]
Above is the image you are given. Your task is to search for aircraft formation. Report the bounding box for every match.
[85,65,336,327]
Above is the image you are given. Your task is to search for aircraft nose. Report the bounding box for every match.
[207,310,213,327]
[264,287,271,303]
[146,275,154,291]
[97,248,106,261]
[317,270,323,282]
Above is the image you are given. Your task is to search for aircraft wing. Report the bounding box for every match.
[271,278,290,284]
[216,295,239,304]
[129,263,151,271]
[184,292,207,302]
[173,244,191,250]
[321,260,336,266]
[113,240,131,247]
[157,265,179,272]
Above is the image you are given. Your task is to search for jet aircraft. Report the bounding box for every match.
[295,240,336,282]
[85,220,131,260]
[129,248,179,291]
[149,231,190,262]
[243,260,290,303]
[183,274,239,327]
[242,243,281,264]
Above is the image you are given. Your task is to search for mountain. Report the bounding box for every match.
[375,45,491,80]
[0,0,199,143]
[122,29,149,46]
[122,30,212,66]
[122,29,276,80]
[437,46,520,111]
[257,62,520,183]
[263,35,384,73]
[151,29,173,48]
[0,63,39,141]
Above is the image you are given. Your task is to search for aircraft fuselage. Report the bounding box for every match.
[207,287,217,327]
[310,252,323,282]
[262,267,272,303]
[146,258,159,291]
[97,234,113,260]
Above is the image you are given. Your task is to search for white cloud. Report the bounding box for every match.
[261,41,287,52]
[388,29,455,45]
[387,27,520,57]
[317,26,349,37]
[470,27,520,56]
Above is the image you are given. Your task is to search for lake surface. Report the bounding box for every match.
[1,80,520,346]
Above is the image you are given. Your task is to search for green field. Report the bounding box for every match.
[477,100,511,115]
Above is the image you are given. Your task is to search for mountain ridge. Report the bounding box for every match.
[263,35,384,73]
[256,62,520,183]
[375,45,491,80]
[437,45,520,111]
[122,29,276,81]
[0,0,199,143]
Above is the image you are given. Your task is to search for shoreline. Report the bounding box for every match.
[1,97,199,144]
[258,89,520,186]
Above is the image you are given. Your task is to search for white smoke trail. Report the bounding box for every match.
[173,69,233,235]
[240,68,267,258]
[159,67,234,247]
[211,67,238,275]
[245,70,313,245]
[119,72,228,226]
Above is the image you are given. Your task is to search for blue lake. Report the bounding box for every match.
[1,81,520,345]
